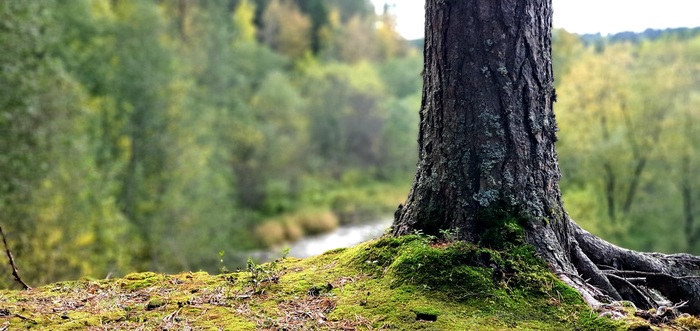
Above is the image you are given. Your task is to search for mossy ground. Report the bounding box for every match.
[0,235,695,330]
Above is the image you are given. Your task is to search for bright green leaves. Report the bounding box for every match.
[555,31,700,254]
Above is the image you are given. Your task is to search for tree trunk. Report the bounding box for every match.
[393,0,700,314]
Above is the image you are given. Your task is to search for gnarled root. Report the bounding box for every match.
[564,221,700,315]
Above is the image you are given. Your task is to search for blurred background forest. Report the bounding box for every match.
[0,0,698,288]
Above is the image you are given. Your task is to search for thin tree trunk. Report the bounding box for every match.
[603,162,616,222]
[178,0,189,40]
[682,155,698,249]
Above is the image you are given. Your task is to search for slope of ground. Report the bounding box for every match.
[1,235,698,330]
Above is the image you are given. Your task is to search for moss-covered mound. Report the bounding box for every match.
[0,235,693,330]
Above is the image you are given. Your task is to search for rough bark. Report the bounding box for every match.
[393,0,700,315]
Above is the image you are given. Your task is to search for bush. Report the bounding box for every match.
[295,210,339,235]
[255,210,340,247]
[254,221,286,247]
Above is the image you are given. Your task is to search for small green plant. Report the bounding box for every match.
[439,228,459,242]
[412,229,438,242]
[246,248,289,293]
[218,251,229,274]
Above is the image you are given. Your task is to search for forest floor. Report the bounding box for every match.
[1,235,699,330]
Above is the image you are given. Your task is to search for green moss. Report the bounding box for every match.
[385,241,495,294]
[125,272,158,280]
[342,234,424,275]
[332,236,623,330]
[322,247,348,255]
[146,297,167,310]
[625,320,653,330]
[474,206,528,249]
[676,315,700,330]
[306,283,333,296]
[1,231,632,330]
[412,306,441,321]
[120,272,164,291]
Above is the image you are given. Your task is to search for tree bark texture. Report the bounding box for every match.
[393,0,700,314]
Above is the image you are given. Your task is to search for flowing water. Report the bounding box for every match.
[286,219,392,258]
[247,218,392,262]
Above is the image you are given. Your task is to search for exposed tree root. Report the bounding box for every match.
[536,219,700,315]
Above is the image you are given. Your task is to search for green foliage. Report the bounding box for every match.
[554,31,700,254]
[0,0,419,287]
[232,0,257,43]
[260,0,312,59]
[0,0,132,287]
[552,29,585,87]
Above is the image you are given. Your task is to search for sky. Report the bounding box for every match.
[371,0,700,40]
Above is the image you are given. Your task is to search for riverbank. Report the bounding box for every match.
[246,218,392,263]
[251,182,408,249]
[3,235,691,330]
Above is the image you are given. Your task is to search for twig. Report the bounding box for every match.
[0,226,31,290]
[163,308,181,323]
[601,269,700,280]
[671,300,689,310]
[13,313,35,323]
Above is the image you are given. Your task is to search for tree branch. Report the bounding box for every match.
[0,226,31,290]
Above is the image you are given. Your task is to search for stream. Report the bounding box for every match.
[247,218,392,262]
